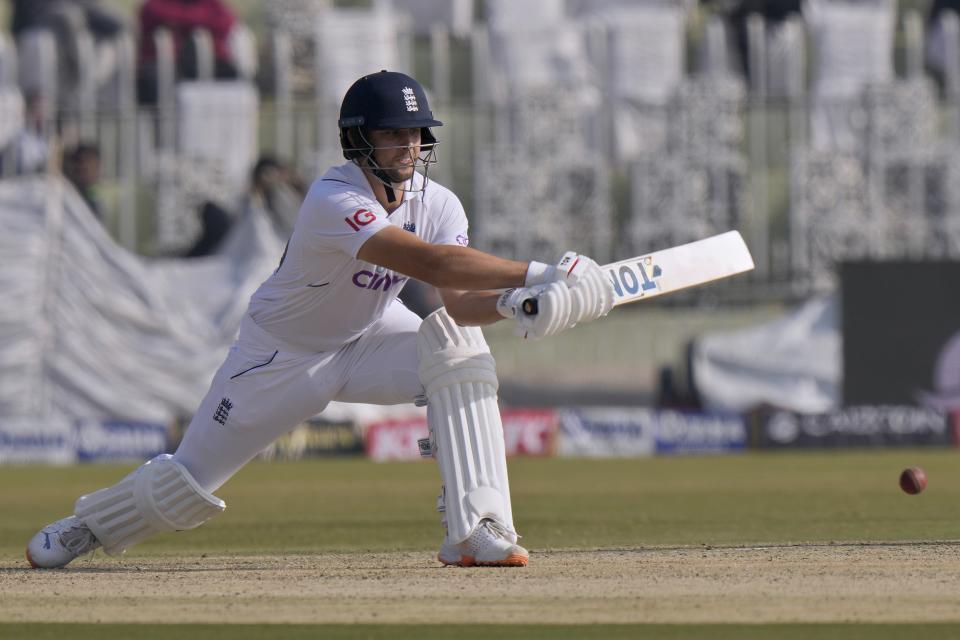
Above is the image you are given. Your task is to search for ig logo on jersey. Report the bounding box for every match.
[344,209,377,231]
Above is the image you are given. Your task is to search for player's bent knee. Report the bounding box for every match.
[417,310,499,389]
[74,454,226,556]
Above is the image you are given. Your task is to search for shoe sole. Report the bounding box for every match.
[455,553,529,567]
[25,548,40,569]
[437,553,460,567]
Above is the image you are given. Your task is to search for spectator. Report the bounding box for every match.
[10,0,125,42]
[182,199,234,257]
[63,142,103,219]
[10,0,127,111]
[927,0,960,86]
[929,0,960,25]
[248,155,306,237]
[0,90,52,175]
[136,0,240,104]
[711,0,802,82]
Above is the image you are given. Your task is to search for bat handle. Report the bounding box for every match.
[521,298,538,315]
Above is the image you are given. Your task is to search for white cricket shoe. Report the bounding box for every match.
[26,516,101,569]
[437,537,461,566]
[437,518,528,567]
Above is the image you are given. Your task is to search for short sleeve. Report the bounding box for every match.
[300,183,391,258]
[432,191,470,248]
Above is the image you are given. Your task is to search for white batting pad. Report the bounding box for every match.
[417,309,516,544]
[74,454,225,556]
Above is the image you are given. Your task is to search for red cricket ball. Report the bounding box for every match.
[899,467,928,495]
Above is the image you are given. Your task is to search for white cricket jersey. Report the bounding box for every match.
[247,161,469,352]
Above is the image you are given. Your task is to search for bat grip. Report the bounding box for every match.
[521,298,538,315]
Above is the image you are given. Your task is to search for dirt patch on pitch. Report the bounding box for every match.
[2,543,960,624]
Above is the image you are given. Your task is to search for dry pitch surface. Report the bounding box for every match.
[3,543,960,624]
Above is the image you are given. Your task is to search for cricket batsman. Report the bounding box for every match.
[26,70,615,569]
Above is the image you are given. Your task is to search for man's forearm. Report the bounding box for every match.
[417,245,528,291]
[440,290,504,326]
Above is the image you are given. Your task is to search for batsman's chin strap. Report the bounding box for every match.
[374,170,397,203]
[366,163,418,206]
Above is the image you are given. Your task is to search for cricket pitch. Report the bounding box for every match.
[3,543,959,624]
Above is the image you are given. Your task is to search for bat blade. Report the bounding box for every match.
[604,231,754,307]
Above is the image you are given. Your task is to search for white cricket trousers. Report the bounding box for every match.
[173,301,424,492]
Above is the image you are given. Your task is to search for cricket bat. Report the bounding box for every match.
[605,230,754,307]
[522,231,754,315]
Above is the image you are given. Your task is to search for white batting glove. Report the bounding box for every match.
[495,287,530,319]
[524,251,588,287]
[565,258,615,325]
[497,283,573,340]
[525,251,607,286]
[527,252,615,322]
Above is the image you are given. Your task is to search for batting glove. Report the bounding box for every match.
[497,283,574,340]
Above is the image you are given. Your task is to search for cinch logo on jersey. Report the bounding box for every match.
[402,87,419,112]
[352,270,408,292]
[344,208,377,231]
[403,221,416,233]
[456,234,468,246]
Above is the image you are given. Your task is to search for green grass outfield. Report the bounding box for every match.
[2,450,959,638]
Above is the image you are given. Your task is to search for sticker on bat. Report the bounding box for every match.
[608,257,662,298]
